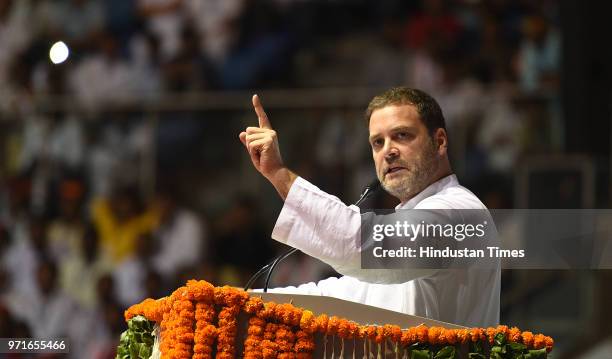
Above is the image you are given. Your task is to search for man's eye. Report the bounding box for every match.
[396,132,411,140]
[372,139,384,147]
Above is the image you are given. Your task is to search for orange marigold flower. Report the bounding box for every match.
[173,342,192,352]
[445,329,457,345]
[348,321,360,339]
[193,343,207,353]
[375,326,385,344]
[295,331,315,352]
[388,325,402,343]
[315,314,328,333]
[258,302,277,320]
[496,325,509,340]
[264,323,278,341]
[415,326,428,344]
[544,336,554,352]
[456,329,470,344]
[244,296,264,314]
[299,310,316,334]
[276,326,296,342]
[327,316,341,336]
[366,325,377,340]
[262,339,279,359]
[171,286,190,301]
[533,334,547,349]
[400,328,416,346]
[337,319,352,339]
[176,331,194,343]
[247,324,265,336]
[521,331,534,347]
[428,327,441,345]
[217,352,234,359]
[172,349,192,358]
[486,327,497,344]
[470,328,484,342]
[215,286,250,307]
[185,279,215,301]
[508,327,521,343]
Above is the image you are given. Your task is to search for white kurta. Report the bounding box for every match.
[268,174,500,327]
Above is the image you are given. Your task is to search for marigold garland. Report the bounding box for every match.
[275,323,296,353]
[216,305,240,359]
[295,330,315,354]
[244,316,266,359]
[262,323,279,359]
[122,279,554,358]
[194,301,216,359]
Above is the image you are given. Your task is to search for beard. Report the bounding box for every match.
[379,142,440,202]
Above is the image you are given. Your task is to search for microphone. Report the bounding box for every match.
[355,178,381,207]
[244,179,382,292]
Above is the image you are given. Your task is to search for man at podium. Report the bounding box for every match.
[239,87,500,328]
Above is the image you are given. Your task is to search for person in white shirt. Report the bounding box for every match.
[238,87,500,327]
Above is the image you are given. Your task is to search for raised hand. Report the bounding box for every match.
[239,95,296,199]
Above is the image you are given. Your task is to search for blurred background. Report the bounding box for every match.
[0,0,610,358]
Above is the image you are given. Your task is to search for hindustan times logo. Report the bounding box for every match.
[371,221,488,242]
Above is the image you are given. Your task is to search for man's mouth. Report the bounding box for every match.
[385,167,407,176]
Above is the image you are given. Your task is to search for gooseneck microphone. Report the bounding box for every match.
[244,179,382,292]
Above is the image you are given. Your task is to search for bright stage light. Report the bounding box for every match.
[49,41,69,64]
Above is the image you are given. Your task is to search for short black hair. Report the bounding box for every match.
[365,87,446,135]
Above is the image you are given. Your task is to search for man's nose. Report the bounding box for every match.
[383,143,399,162]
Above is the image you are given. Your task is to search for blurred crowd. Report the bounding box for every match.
[0,0,560,112]
[0,0,562,358]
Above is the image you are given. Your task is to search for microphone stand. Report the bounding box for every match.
[244,179,381,292]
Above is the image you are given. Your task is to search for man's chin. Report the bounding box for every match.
[382,180,412,199]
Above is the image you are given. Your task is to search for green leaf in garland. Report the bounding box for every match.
[411,349,432,359]
[434,346,456,359]
[491,345,507,355]
[468,354,486,359]
[508,342,527,353]
[524,348,547,359]
[494,333,507,346]
[138,343,152,359]
[116,315,156,359]
[469,340,486,359]
[471,341,484,354]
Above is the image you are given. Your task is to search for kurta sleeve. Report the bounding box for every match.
[271,177,438,284]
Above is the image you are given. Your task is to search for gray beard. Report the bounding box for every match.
[380,148,439,202]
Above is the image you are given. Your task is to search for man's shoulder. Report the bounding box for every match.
[415,184,487,210]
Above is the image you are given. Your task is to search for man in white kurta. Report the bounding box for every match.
[269,174,500,328]
[239,87,500,328]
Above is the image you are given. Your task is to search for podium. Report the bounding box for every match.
[119,280,553,358]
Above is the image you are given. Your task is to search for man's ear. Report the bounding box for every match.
[433,128,448,156]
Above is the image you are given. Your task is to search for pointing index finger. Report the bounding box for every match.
[252,94,272,129]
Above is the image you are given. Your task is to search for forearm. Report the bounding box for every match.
[272,177,362,267]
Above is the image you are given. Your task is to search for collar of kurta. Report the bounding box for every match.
[396,174,459,209]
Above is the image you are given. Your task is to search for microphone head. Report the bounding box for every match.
[356,179,382,207]
[366,179,381,192]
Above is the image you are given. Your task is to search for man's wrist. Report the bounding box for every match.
[267,167,298,200]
